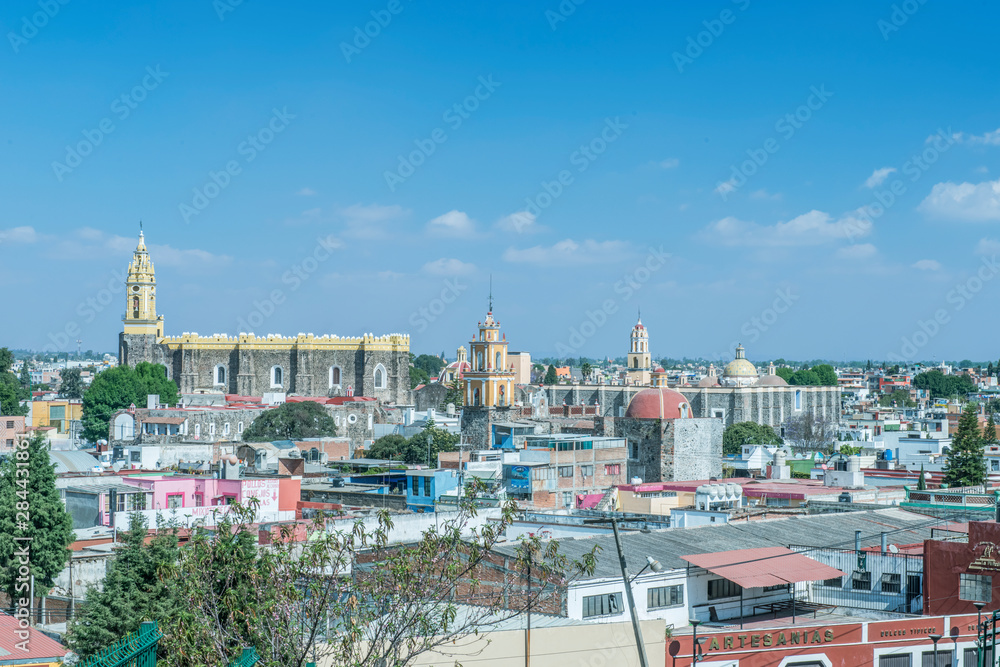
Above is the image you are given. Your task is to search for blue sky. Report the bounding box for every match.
[2,1,1000,363]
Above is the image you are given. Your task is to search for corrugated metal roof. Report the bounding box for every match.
[50,450,100,473]
[0,611,66,660]
[681,547,845,588]
[495,508,948,581]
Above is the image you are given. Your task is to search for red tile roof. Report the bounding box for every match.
[0,611,67,662]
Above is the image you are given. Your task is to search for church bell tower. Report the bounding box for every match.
[626,312,651,386]
[119,229,165,367]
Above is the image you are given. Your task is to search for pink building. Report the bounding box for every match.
[0,416,26,452]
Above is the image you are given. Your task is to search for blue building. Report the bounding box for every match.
[405,469,460,512]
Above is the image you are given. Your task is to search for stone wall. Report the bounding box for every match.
[606,416,722,483]
[414,383,449,412]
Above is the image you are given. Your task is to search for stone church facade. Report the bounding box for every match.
[117,232,411,404]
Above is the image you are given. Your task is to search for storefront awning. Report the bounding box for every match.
[680,547,845,588]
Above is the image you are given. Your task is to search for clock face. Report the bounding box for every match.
[132,285,140,293]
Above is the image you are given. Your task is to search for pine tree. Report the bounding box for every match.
[0,433,76,608]
[984,412,999,447]
[544,364,558,385]
[67,514,180,658]
[917,464,927,490]
[943,404,987,488]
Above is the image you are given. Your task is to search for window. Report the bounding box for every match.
[194,423,201,438]
[647,585,683,609]
[237,421,244,433]
[558,466,574,478]
[993,460,1000,472]
[580,465,594,477]
[194,493,203,507]
[628,443,639,460]
[127,493,146,511]
[271,365,283,388]
[561,492,573,508]
[209,423,216,436]
[822,576,843,588]
[329,366,341,388]
[166,494,183,509]
[966,647,993,667]
[707,579,742,600]
[423,477,431,497]
[960,573,992,603]
[582,592,622,618]
[411,477,419,494]
[215,365,226,385]
[795,389,802,410]
[373,364,386,390]
[881,573,902,593]
[851,571,872,591]
[6,420,13,428]
[878,656,911,667]
[920,650,952,667]
[605,463,622,476]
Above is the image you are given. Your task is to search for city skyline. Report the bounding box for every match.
[2,2,1000,360]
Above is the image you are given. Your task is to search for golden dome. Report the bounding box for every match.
[723,345,758,378]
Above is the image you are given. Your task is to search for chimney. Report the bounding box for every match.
[880,532,887,554]
[855,530,861,553]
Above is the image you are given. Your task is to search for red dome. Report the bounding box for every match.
[624,388,690,420]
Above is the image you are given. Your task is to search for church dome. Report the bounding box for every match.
[625,388,690,420]
[759,374,788,386]
[723,345,758,377]
[698,375,720,387]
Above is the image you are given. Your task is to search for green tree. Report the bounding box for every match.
[67,514,181,658]
[943,404,987,488]
[917,464,927,491]
[82,363,179,442]
[408,419,459,466]
[243,401,338,442]
[984,412,999,447]
[914,370,976,399]
[544,364,558,385]
[60,367,84,399]
[157,494,595,667]
[366,434,410,461]
[0,432,75,612]
[409,365,430,389]
[581,362,593,382]
[412,354,445,379]
[0,347,28,417]
[722,421,783,456]
[789,369,820,386]
[775,367,794,382]
[811,364,838,386]
[879,390,916,408]
[439,381,464,411]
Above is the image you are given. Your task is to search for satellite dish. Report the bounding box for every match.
[888,544,899,554]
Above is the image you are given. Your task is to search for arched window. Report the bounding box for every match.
[473,388,481,406]
[223,422,230,436]
[194,423,201,438]
[499,385,506,406]
[271,365,283,388]
[209,423,216,436]
[329,366,341,388]
[477,352,484,370]
[215,365,226,385]
[373,364,386,389]
[633,358,638,368]
[680,403,688,419]
[495,351,502,369]
[237,421,244,433]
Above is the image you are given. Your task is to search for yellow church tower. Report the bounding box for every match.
[122,230,164,337]
[464,299,515,408]
[626,312,651,385]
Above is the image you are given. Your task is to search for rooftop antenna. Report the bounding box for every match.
[488,274,493,313]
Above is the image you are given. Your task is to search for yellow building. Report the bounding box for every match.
[122,230,164,338]
[463,308,515,407]
[30,399,82,435]
[626,314,651,385]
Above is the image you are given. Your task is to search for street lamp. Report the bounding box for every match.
[690,619,702,664]
[929,634,943,667]
[629,555,663,583]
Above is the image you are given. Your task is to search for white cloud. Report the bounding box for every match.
[495,211,539,234]
[339,203,409,239]
[657,158,679,169]
[976,238,1000,255]
[836,244,877,260]
[0,226,40,244]
[427,210,475,238]
[912,259,942,271]
[502,239,631,265]
[918,178,1000,221]
[296,187,317,196]
[701,210,871,247]
[952,128,1000,146]
[749,189,782,201]
[976,166,990,174]
[865,167,897,189]
[422,258,476,275]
